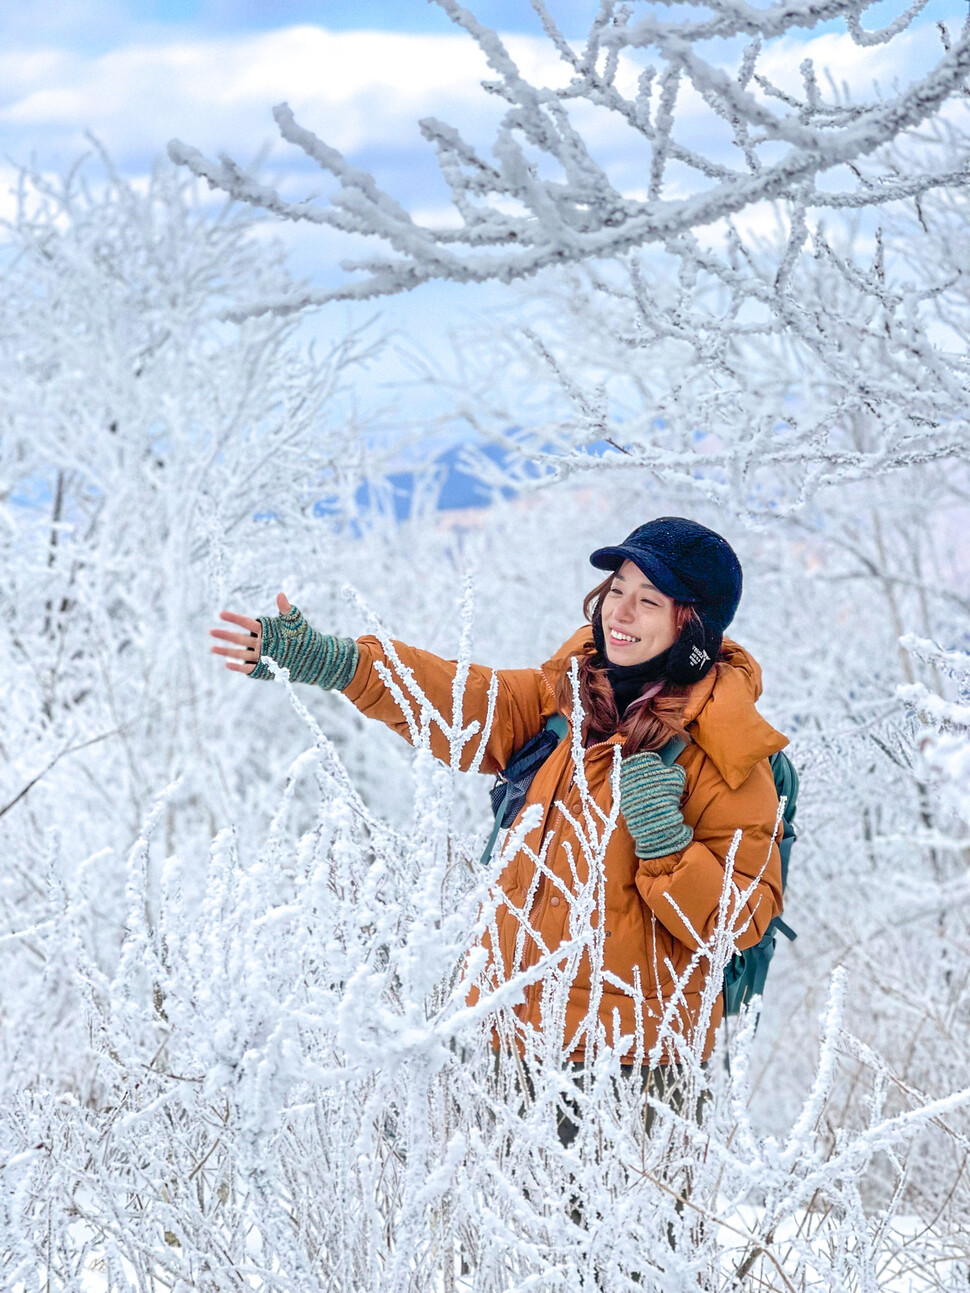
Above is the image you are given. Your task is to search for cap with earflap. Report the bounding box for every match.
[590,517,743,684]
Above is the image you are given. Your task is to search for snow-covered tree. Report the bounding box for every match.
[170,0,970,510]
[0,149,399,1094]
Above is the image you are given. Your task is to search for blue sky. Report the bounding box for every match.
[1,0,964,412]
[16,0,961,39]
[3,0,641,49]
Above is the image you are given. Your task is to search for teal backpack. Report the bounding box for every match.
[658,737,797,1015]
[484,720,797,1016]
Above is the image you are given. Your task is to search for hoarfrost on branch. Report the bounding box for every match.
[169,0,970,509]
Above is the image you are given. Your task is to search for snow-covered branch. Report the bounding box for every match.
[169,2,970,318]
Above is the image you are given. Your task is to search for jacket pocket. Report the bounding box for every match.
[597,901,674,997]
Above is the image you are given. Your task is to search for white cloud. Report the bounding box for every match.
[753,26,934,102]
[0,26,561,165]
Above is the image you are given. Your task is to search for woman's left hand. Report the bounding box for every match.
[619,750,693,862]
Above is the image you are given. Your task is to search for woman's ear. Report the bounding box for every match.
[666,613,720,684]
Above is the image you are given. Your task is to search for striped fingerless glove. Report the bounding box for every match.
[619,750,692,869]
[250,604,358,691]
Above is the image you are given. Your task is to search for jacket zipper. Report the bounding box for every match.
[516,660,690,1031]
[514,695,622,1027]
[517,734,623,1024]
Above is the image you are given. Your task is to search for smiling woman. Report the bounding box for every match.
[210,515,788,1111]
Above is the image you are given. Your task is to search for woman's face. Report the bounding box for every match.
[601,560,679,666]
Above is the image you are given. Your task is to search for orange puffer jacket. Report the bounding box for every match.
[342,625,788,1062]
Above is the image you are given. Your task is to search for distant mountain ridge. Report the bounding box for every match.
[316,439,613,522]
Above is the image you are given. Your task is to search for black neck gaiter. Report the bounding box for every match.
[593,616,671,719]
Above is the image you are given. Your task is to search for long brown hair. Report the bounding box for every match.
[555,574,699,756]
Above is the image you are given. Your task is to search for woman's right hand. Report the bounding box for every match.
[210,592,292,674]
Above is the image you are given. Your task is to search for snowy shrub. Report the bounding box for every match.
[5,629,970,1292]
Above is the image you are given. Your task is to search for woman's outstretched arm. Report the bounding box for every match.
[210,594,555,775]
[344,634,554,775]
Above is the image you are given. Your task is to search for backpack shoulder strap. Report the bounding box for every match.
[545,713,568,742]
[658,736,688,767]
[480,811,506,871]
[480,713,568,866]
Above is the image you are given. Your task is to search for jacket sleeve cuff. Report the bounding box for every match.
[636,839,777,950]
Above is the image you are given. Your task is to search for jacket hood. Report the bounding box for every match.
[541,626,787,791]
